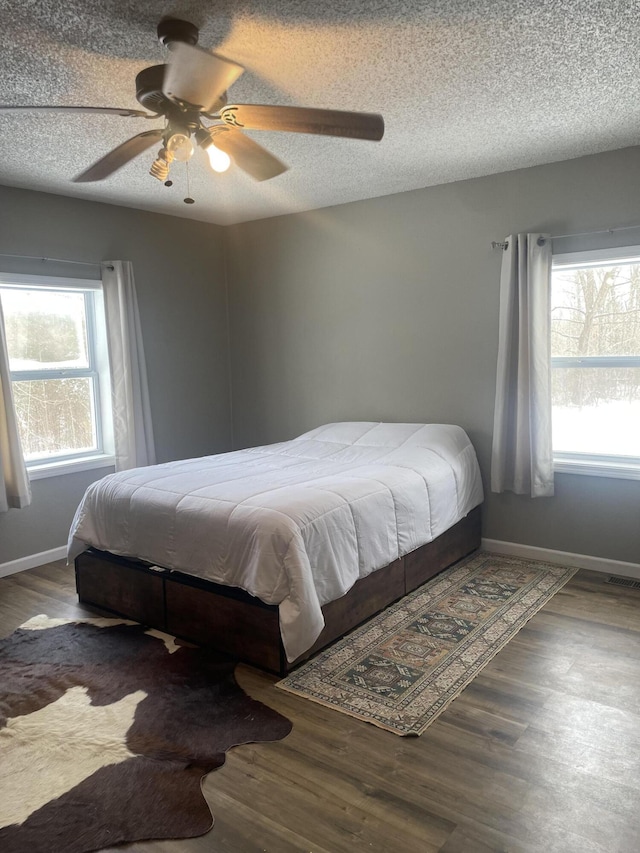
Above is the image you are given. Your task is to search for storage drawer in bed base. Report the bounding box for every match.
[75,505,481,675]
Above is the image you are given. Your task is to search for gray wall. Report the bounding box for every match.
[225,146,640,564]
[0,186,231,564]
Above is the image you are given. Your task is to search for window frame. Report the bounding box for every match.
[0,272,115,478]
[551,245,640,480]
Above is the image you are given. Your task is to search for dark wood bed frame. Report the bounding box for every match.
[75,505,481,676]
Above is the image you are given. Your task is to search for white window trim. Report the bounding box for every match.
[553,246,640,268]
[551,246,640,480]
[0,271,114,479]
[554,453,640,481]
[28,454,116,480]
[0,272,102,290]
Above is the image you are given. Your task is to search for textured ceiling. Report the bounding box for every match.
[1,1,639,225]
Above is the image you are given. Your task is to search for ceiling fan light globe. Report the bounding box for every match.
[166,132,194,162]
[207,142,231,173]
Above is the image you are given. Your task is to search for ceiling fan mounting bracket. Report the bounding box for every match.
[157,18,199,48]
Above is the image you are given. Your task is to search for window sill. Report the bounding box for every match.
[27,455,116,481]
[554,457,640,481]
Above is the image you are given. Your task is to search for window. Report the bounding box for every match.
[0,273,114,477]
[551,246,640,479]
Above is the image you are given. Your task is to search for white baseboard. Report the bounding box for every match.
[0,546,68,579]
[482,538,640,581]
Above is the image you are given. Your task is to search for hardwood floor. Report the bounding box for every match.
[2,560,640,852]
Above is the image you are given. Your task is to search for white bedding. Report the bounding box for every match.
[68,422,484,661]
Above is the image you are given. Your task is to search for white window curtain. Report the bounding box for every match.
[101,261,156,471]
[491,233,554,498]
[0,297,31,511]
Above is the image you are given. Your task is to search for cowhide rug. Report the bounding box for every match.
[0,615,292,853]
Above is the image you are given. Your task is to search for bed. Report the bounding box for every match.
[69,422,484,675]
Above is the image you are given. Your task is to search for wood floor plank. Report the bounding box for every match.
[211,735,455,850]
[205,749,445,853]
[1,562,640,852]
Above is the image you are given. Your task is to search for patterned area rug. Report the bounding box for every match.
[278,551,577,735]
[0,616,292,853]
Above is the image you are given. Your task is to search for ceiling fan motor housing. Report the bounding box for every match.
[135,64,228,117]
[135,65,171,113]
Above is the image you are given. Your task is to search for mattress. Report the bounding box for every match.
[68,422,484,661]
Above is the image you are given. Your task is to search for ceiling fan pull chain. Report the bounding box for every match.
[184,159,195,204]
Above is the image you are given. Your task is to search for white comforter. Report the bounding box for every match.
[68,422,484,661]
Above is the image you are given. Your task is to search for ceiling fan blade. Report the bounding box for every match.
[72,129,163,183]
[211,129,288,182]
[162,42,244,113]
[0,105,151,117]
[220,105,384,141]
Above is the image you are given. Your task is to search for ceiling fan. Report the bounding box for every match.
[0,18,385,194]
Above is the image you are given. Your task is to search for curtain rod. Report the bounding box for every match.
[0,252,113,271]
[491,223,640,250]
